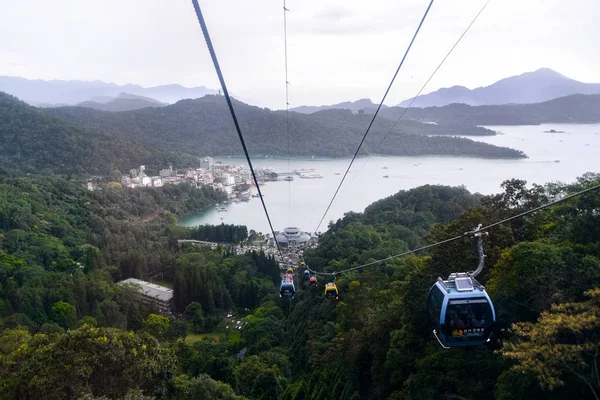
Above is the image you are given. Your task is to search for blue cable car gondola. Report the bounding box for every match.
[427,274,495,348]
[280,280,295,299]
[303,269,310,280]
[427,228,496,348]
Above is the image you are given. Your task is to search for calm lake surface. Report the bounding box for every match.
[179,123,600,234]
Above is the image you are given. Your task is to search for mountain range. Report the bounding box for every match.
[290,99,384,114]
[0,76,218,106]
[0,90,526,178]
[5,84,600,178]
[51,95,522,160]
[290,68,600,113]
[377,93,600,126]
[398,68,600,108]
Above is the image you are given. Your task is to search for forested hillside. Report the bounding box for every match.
[377,93,600,126]
[0,170,599,399]
[51,95,525,159]
[0,92,195,176]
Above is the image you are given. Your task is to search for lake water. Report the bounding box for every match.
[179,123,600,234]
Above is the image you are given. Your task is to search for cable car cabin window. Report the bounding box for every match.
[443,298,493,343]
[427,285,445,326]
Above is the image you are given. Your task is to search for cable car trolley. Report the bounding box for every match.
[324,282,339,300]
[303,269,310,280]
[280,280,296,299]
[427,226,496,348]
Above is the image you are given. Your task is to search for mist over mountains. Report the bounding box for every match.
[4,68,599,115]
[77,93,167,112]
[290,68,600,114]
[397,68,600,108]
[0,76,218,106]
[290,99,384,114]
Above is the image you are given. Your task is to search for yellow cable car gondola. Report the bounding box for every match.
[324,282,338,300]
[286,267,294,274]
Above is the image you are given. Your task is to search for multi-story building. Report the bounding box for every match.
[200,157,213,170]
[159,166,175,177]
[275,227,312,249]
[118,278,173,314]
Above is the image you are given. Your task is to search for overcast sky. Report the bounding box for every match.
[1,0,599,109]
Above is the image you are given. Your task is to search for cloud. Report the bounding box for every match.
[313,6,353,20]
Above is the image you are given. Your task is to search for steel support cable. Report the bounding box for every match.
[313,0,436,234]
[343,0,492,190]
[284,0,291,225]
[191,0,284,258]
[308,182,600,277]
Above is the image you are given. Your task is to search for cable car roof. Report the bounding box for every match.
[435,273,487,296]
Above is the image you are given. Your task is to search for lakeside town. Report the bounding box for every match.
[88,157,324,201]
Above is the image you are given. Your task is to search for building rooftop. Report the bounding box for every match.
[119,278,174,303]
[275,227,311,244]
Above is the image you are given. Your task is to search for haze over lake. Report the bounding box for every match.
[179,123,600,234]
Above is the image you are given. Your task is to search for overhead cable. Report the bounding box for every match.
[308,182,600,277]
[313,0,436,233]
[283,0,292,225]
[345,0,492,187]
[191,0,284,257]
[375,0,492,150]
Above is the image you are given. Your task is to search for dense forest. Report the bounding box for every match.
[0,92,195,176]
[189,224,249,244]
[0,167,599,399]
[50,95,525,159]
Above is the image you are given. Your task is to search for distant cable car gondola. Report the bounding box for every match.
[285,274,294,281]
[309,276,318,287]
[303,269,310,280]
[280,280,295,298]
[287,267,294,274]
[427,228,496,348]
[324,282,338,300]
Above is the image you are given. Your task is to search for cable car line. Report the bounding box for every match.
[343,0,493,189]
[191,0,284,258]
[308,182,600,277]
[374,0,492,151]
[283,0,292,225]
[313,0,436,234]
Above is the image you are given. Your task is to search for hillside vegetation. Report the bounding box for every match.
[52,95,526,159]
[0,92,195,176]
[378,93,600,126]
[0,170,599,399]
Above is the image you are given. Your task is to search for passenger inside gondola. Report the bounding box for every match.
[443,299,493,334]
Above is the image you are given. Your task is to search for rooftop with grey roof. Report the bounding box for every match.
[118,278,174,303]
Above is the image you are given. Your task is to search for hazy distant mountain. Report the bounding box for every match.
[376,93,600,126]
[0,76,218,106]
[290,98,384,114]
[398,68,600,107]
[77,92,167,112]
